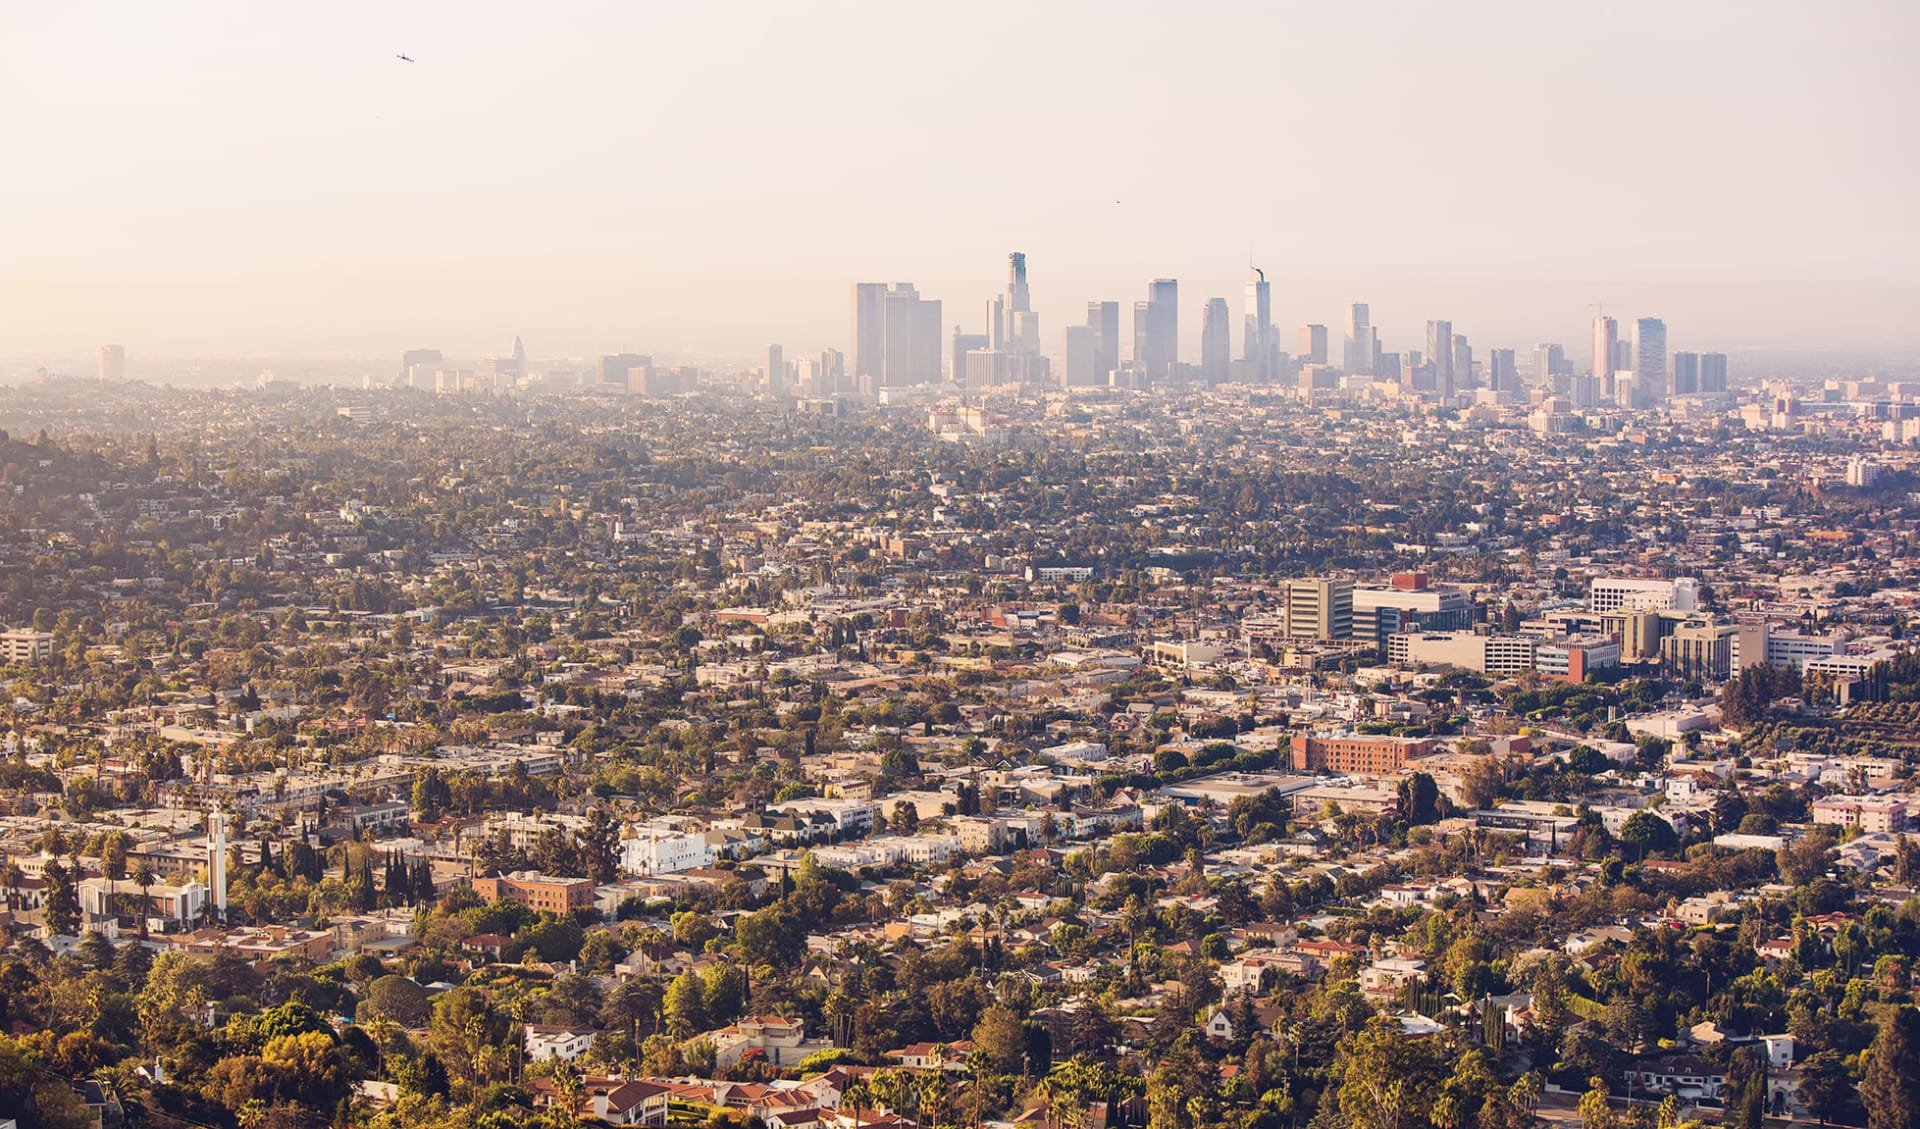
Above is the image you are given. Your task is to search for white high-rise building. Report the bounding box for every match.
[208,810,229,920]
[1589,577,1698,615]
[99,344,126,382]
[1592,315,1618,396]
[765,344,786,394]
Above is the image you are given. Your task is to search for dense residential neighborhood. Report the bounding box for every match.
[0,373,1917,1129]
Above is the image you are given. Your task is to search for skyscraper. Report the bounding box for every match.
[1298,324,1328,366]
[853,282,940,391]
[851,283,887,392]
[765,344,786,394]
[1591,314,1617,396]
[1201,297,1231,384]
[1001,252,1042,377]
[1631,317,1667,405]
[98,344,126,382]
[1488,348,1517,395]
[1534,343,1566,390]
[952,330,988,389]
[1345,303,1374,376]
[1135,279,1177,381]
[1243,268,1273,381]
[1063,324,1098,387]
[400,348,441,388]
[1671,350,1700,396]
[817,348,846,395]
[1452,334,1472,393]
[1700,352,1729,394]
[880,283,941,388]
[1087,301,1119,383]
[1426,320,1454,396]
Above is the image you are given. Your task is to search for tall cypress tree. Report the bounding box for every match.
[1863,1006,1920,1129]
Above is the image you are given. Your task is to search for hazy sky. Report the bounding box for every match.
[3,1,1917,367]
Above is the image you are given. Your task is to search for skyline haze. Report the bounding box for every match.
[3,1,1917,364]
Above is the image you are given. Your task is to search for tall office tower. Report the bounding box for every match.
[1591,315,1618,398]
[1063,324,1098,387]
[880,283,941,388]
[1132,301,1152,378]
[597,353,651,390]
[818,348,846,394]
[1001,251,1041,363]
[1242,268,1273,381]
[1282,578,1355,641]
[1631,317,1667,405]
[1671,350,1700,396]
[765,344,786,393]
[1700,352,1729,394]
[1534,343,1566,390]
[1344,303,1375,375]
[400,348,441,388]
[1426,320,1454,395]
[1298,324,1329,366]
[1201,297,1231,384]
[851,282,887,392]
[952,330,988,388]
[511,336,526,375]
[1488,349,1517,394]
[1007,252,1030,313]
[98,344,126,381]
[1087,301,1119,382]
[1452,334,1473,392]
[1144,279,1178,381]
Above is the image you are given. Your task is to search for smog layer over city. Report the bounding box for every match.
[1,5,1919,1129]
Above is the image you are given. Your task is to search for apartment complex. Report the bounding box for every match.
[1289,734,1435,774]
[471,871,597,914]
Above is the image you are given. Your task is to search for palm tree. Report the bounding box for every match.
[841,1077,871,1129]
[552,1060,585,1124]
[1509,1071,1545,1127]
[1,859,20,912]
[132,860,157,938]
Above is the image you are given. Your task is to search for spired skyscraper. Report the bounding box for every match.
[1201,297,1232,384]
[1243,268,1273,382]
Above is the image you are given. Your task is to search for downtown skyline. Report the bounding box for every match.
[4,2,1917,361]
